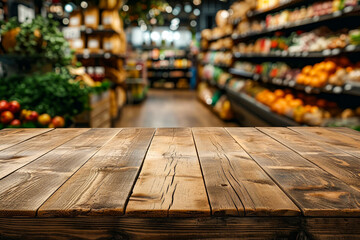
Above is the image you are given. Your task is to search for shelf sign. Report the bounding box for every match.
[62,27,81,40]
[18,4,35,23]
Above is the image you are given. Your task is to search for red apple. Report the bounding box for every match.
[26,111,39,122]
[1,111,14,124]
[10,119,21,127]
[51,116,65,128]
[0,100,9,112]
[8,101,21,113]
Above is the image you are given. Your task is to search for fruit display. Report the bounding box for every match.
[200,51,233,67]
[0,100,65,129]
[197,82,233,120]
[203,65,232,87]
[234,0,359,36]
[233,61,300,79]
[296,57,360,86]
[234,27,360,54]
[228,79,360,126]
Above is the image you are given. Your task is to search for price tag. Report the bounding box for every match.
[62,27,81,40]
[305,86,312,94]
[289,81,296,87]
[331,48,340,55]
[253,74,260,81]
[344,6,354,13]
[313,16,320,22]
[282,51,288,56]
[344,84,352,91]
[332,11,342,17]
[345,44,356,52]
[18,4,35,23]
[325,84,333,91]
[302,52,309,57]
[333,86,343,94]
[322,49,331,56]
[85,28,93,34]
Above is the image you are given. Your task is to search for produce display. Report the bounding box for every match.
[202,65,232,87]
[200,51,232,67]
[0,99,65,129]
[197,82,233,120]
[234,0,359,36]
[228,79,360,126]
[233,58,360,87]
[296,57,360,86]
[234,27,360,54]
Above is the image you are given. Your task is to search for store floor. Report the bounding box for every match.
[115,89,238,127]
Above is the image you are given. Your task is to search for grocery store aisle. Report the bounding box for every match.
[115,90,238,127]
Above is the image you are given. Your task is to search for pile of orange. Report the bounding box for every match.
[256,89,305,115]
[296,57,355,87]
[296,61,337,87]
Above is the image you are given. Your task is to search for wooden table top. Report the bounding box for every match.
[1,127,360,219]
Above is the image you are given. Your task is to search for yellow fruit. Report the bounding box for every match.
[38,114,52,126]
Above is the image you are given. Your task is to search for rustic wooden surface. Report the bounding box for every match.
[1,127,360,239]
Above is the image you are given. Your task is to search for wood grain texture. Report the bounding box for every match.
[0,128,120,217]
[290,127,360,159]
[0,128,52,151]
[38,128,155,217]
[328,127,360,141]
[126,128,210,217]
[227,127,360,217]
[261,127,360,192]
[192,127,299,216]
[0,216,302,240]
[0,129,88,180]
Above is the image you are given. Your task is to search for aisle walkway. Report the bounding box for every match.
[115,90,238,127]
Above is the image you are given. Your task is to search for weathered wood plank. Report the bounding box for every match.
[0,128,88,180]
[192,127,299,216]
[0,128,52,151]
[262,127,360,192]
[227,127,360,217]
[0,128,120,217]
[290,127,360,159]
[126,128,210,217]
[328,127,360,141]
[0,216,303,240]
[38,128,155,217]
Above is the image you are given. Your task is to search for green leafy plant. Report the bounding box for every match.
[0,16,74,66]
[0,70,90,118]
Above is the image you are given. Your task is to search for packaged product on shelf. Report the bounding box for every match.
[103,34,121,54]
[84,7,99,29]
[105,67,126,84]
[102,10,123,31]
[69,11,82,27]
[70,37,85,53]
[87,36,101,53]
[99,0,123,10]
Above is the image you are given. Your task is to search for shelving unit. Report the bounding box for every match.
[229,68,360,96]
[226,87,300,126]
[199,0,360,127]
[232,5,360,42]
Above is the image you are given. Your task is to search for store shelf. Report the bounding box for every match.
[147,67,191,71]
[76,52,126,59]
[229,68,360,96]
[233,45,360,59]
[208,48,232,52]
[125,78,147,85]
[80,26,119,34]
[208,34,232,42]
[232,5,360,42]
[201,62,231,69]
[247,0,311,18]
[148,56,188,61]
[234,45,360,59]
[226,87,300,126]
[148,76,191,79]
